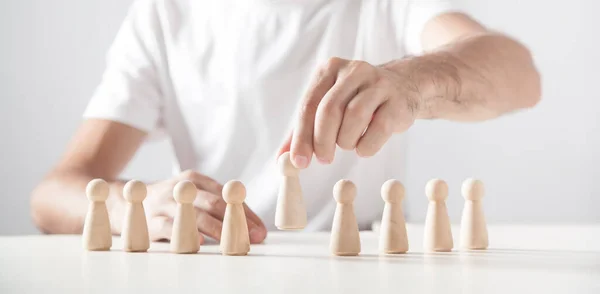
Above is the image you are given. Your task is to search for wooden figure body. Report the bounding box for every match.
[460,178,489,249]
[379,179,408,254]
[220,180,250,256]
[171,180,200,254]
[275,152,307,230]
[423,179,453,252]
[330,179,361,256]
[82,179,112,251]
[122,180,150,252]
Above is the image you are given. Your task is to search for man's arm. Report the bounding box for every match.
[278,12,541,167]
[31,119,145,234]
[393,12,541,121]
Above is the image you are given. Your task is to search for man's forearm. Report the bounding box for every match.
[385,33,541,121]
[31,170,126,234]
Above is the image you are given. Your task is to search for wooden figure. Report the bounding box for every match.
[330,179,361,256]
[423,178,453,252]
[82,179,112,251]
[220,180,250,256]
[379,179,408,254]
[171,180,200,254]
[275,152,307,230]
[460,178,489,249]
[122,180,150,252]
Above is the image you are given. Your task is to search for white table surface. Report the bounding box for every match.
[1,224,599,294]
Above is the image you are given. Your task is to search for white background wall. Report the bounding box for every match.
[0,0,598,235]
[404,0,600,223]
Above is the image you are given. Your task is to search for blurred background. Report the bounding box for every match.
[1,0,598,235]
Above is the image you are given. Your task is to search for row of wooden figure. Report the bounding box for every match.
[275,152,488,255]
[83,179,252,255]
[83,152,487,255]
[329,177,488,255]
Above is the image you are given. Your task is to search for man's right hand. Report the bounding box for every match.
[31,119,267,244]
[131,170,267,244]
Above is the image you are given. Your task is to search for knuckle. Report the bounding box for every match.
[348,60,371,75]
[208,197,222,209]
[324,56,343,70]
[346,101,370,121]
[320,99,342,116]
[300,100,319,119]
[375,76,393,89]
[373,118,393,134]
[351,60,369,70]
[203,195,221,210]
[212,182,224,195]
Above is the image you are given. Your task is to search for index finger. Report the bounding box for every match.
[275,130,292,160]
[290,57,343,169]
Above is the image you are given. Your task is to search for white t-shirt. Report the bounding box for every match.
[84,0,454,231]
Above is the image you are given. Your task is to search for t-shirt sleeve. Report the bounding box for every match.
[83,0,165,136]
[404,0,456,55]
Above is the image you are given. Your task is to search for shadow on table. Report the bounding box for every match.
[484,248,600,255]
[248,248,600,273]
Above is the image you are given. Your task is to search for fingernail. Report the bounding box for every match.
[317,157,331,164]
[249,228,266,243]
[292,154,309,169]
[356,149,371,158]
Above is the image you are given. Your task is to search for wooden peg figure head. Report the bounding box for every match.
[124,180,147,203]
[333,179,356,204]
[86,179,109,202]
[278,152,299,176]
[174,180,197,204]
[381,179,404,204]
[223,180,246,204]
[462,178,484,201]
[425,178,448,202]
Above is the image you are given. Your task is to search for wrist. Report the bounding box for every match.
[381,53,462,119]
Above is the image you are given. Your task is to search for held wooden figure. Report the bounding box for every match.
[330,179,361,256]
[379,179,408,254]
[460,178,489,249]
[82,179,112,251]
[171,180,200,254]
[423,179,453,252]
[122,180,150,252]
[220,180,250,256]
[275,152,307,230]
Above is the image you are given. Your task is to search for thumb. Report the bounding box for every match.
[276,130,293,160]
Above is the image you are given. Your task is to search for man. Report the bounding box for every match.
[31,0,540,245]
